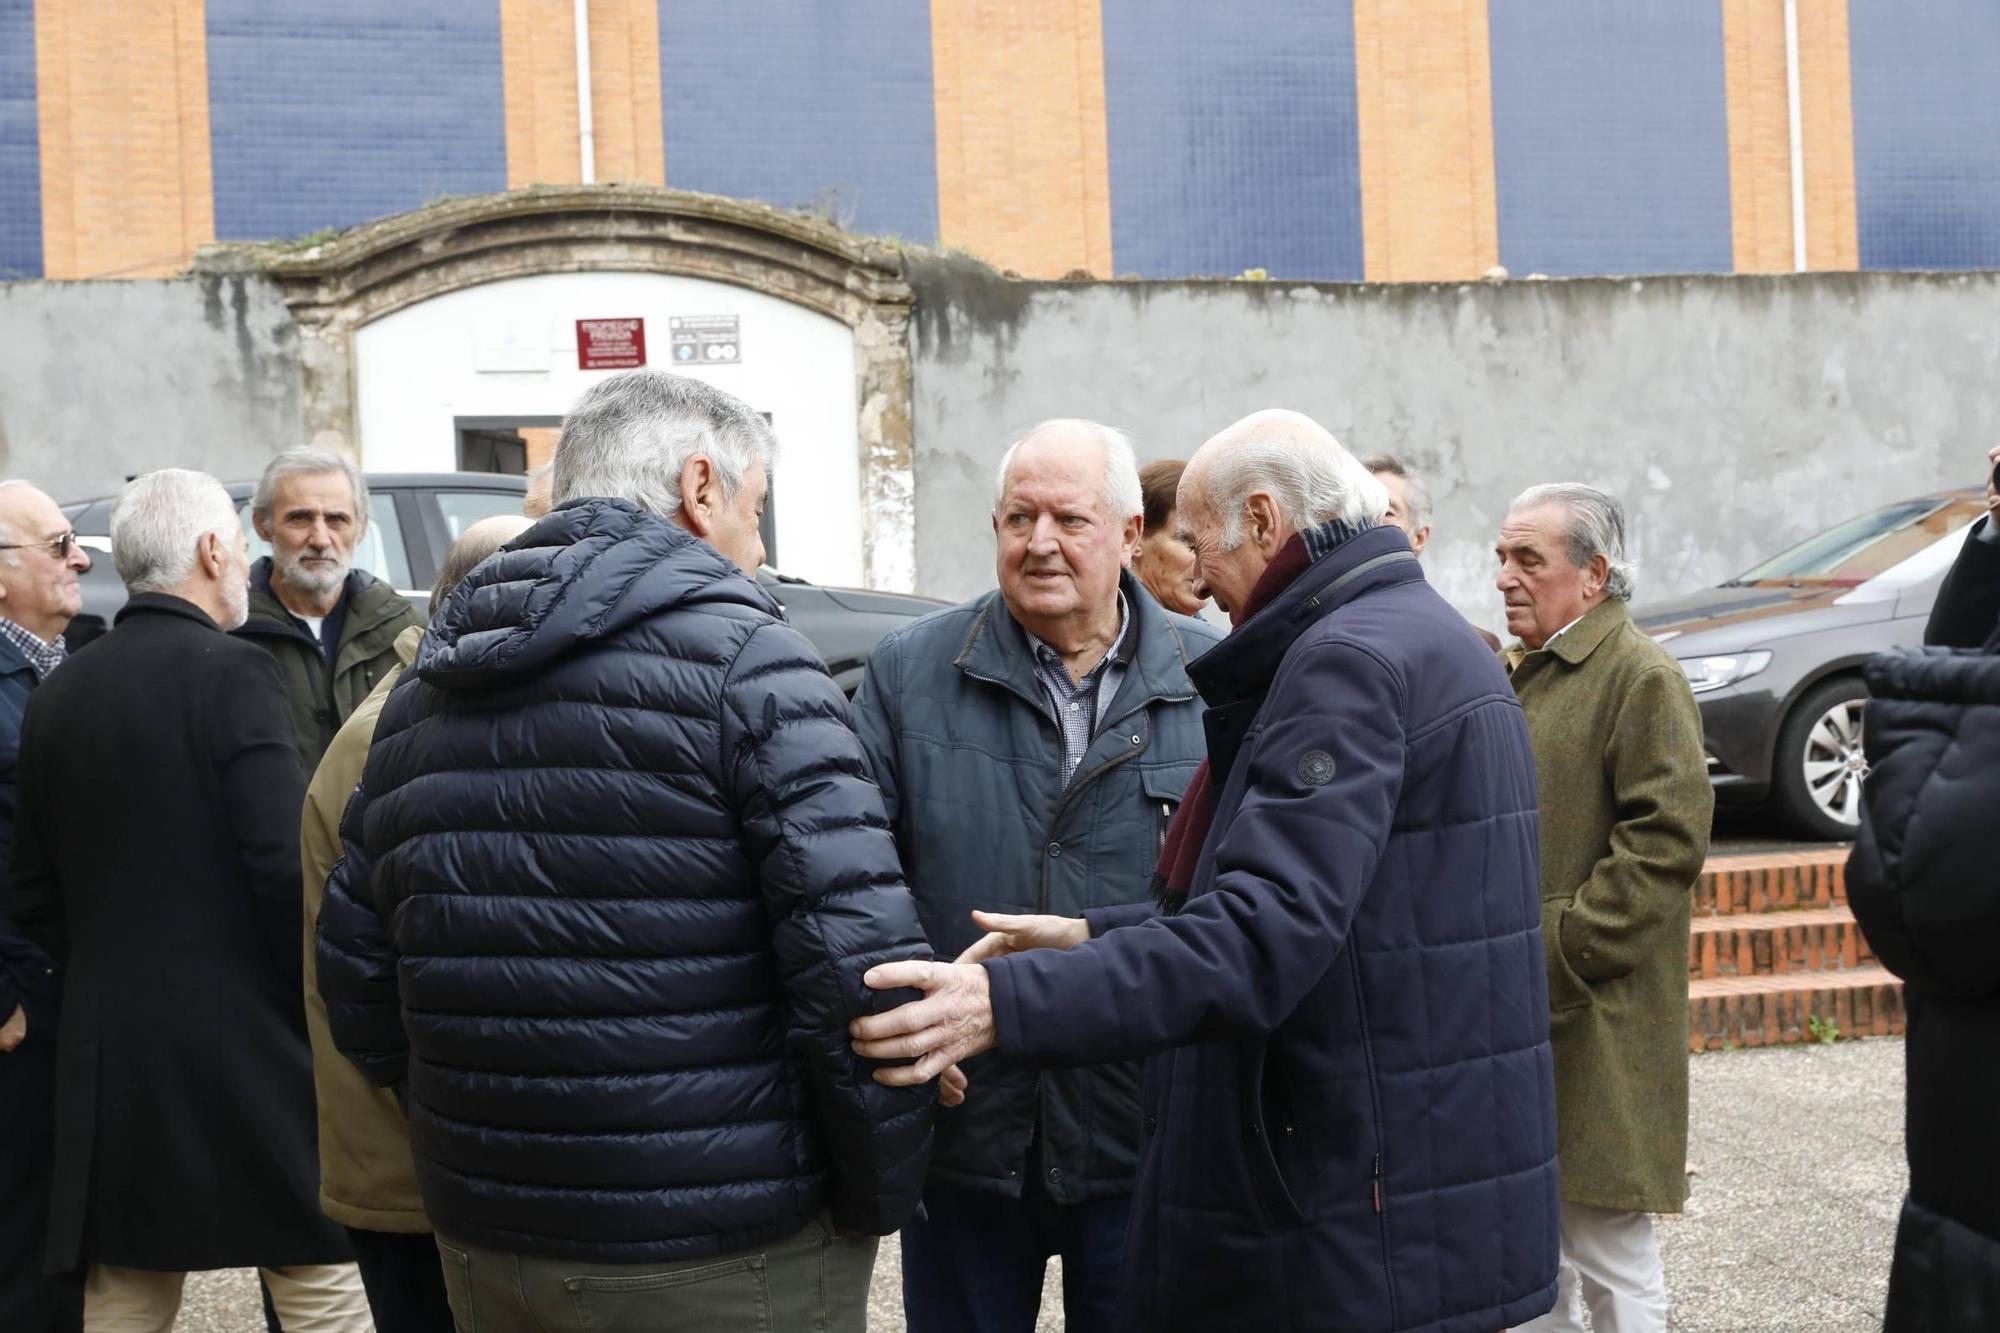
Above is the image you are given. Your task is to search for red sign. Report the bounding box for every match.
[576,318,647,370]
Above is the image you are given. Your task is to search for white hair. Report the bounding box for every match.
[1360,453,1432,532]
[1510,482,1638,601]
[0,479,40,567]
[553,369,776,518]
[252,445,368,525]
[1207,434,1388,550]
[991,419,1145,521]
[111,469,241,596]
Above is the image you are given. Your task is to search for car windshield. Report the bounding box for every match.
[1732,496,1987,586]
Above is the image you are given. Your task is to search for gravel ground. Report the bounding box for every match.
[178,1039,1903,1332]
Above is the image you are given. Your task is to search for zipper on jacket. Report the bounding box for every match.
[1347,942,1400,1326]
[1372,1151,1382,1213]
[1156,801,1171,857]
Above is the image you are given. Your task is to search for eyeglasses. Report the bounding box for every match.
[0,531,78,560]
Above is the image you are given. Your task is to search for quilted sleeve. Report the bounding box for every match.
[720,620,936,1236]
[315,778,410,1087]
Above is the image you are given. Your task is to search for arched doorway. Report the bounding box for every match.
[205,185,916,590]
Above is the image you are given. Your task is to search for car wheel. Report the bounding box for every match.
[1769,676,1870,841]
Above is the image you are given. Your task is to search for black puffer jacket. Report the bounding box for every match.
[1848,645,2000,1331]
[317,498,935,1263]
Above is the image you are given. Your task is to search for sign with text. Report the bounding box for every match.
[576,318,646,370]
[670,315,741,365]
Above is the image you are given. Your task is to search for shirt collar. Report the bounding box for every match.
[0,617,67,681]
[1027,591,1132,685]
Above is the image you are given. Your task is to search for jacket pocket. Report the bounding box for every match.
[1142,765,1198,860]
[1242,1040,1307,1227]
[565,1256,771,1333]
[1544,899,1596,1013]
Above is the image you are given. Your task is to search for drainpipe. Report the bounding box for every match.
[574,0,596,184]
[1783,0,1807,271]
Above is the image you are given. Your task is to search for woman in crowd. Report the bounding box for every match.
[1131,459,1207,616]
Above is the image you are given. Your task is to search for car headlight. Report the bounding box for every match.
[1677,651,1773,695]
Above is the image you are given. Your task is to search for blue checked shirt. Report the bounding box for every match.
[1025,592,1133,787]
[0,617,65,681]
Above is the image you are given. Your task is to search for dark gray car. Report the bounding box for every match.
[62,472,945,694]
[1631,487,1987,840]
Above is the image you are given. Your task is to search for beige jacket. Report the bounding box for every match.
[301,625,426,1232]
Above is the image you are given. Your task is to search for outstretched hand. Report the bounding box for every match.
[850,961,995,1086]
[953,910,1088,964]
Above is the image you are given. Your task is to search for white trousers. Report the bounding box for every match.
[83,1262,372,1333]
[1512,1201,1668,1333]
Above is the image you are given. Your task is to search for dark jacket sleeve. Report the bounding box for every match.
[1,709,56,1021]
[1926,516,2000,649]
[846,632,904,825]
[214,649,309,955]
[720,620,935,1236]
[986,638,1407,1065]
[1847,649,2000,1000]
[316,778,409,1086]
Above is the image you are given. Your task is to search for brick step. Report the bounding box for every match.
[1695,848,1851,917]
[1688,967,1903,1052]
[1687,905,1876,981]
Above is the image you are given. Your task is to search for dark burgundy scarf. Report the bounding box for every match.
[1152,532,1316,912]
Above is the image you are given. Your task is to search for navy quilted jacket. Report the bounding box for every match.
[983,524,1561,1332]
[317,498,935,1262]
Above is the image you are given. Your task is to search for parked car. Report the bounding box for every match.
[1632,487,1987,840]
[61,472,945,694]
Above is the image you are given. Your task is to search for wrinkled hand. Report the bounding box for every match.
[850,961,995,1085]
[0,1004,25,1054]
[953,910,1089,964]
[939,1063,968,1108]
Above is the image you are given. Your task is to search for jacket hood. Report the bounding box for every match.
[416,498,778,691]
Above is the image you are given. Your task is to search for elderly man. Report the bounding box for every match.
[1366,452,1503,652]
[851,409,1560,1333]
[302,515,530,1333]
[8,469,363,1330]
[317,369,933,1333]
[0,482,91,1333]
[849,420,1219,1331]
[1495,484,1713,1333]
[236,447,423,773]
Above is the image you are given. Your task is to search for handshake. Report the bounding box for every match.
[850,909,1091,1108]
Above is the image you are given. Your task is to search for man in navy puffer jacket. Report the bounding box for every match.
[317,370,935,1333]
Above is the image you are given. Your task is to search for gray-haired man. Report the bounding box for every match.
[849,420,1221,1332]
[235,447,423,773]
[1497,484,1712,1333]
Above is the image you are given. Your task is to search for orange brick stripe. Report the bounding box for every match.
[1688,905,1873,981]
[1694,846,1850,916]
[1353,0,1499,282]
[36,0,215,279]
[929,0,1112,278]
[1688,966,1903,1051]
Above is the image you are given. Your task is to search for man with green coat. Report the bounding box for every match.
[1496,483,1713,1333]
[234,448,424,774]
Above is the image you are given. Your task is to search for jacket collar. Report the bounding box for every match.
[114,592,223,632]
[1188,523,1421,709]
[243,557,406,646]
[954,570,1202,719]
[1509,598,1629,670]
[390,623,423,668]
[0,631,35,682]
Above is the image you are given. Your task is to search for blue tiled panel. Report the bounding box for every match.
[1100,0,1362,280]
[207,2,506,242]
[1488,0,1732,277]
[659,1,937,243]
[0,0,39,279]
[1849,1,2000,270]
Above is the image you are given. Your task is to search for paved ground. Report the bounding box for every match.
[178,1039,1903,1332]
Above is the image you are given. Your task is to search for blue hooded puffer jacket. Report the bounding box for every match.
[316,498,935,1263]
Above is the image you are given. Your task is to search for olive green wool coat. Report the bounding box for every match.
[236,561,424,775]
[1507,599,1713,1214]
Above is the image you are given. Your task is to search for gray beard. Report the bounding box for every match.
[221,576,250,631]
[275,546,349,600]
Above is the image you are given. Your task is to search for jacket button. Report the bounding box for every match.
[1130,734,1142,746]
[1144,1116,1157,1136]
[1047,842,1061,858]
[1581,948,1594,960]
[1249,1122,1261,1138]
[1047,1167,1063,1184]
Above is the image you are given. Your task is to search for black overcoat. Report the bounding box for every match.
[7,594,349,1273]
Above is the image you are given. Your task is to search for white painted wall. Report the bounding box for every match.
[353,271,865,585]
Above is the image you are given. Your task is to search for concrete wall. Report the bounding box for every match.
[905,261,2000,633]
[0,272,301,503]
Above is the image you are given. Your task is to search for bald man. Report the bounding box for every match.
[301,514,532,1333]
[851,410,1561,1333]
[0,482,89,1332]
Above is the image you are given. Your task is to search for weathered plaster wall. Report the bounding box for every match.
[906,261,2000,630]
[0,272,302,503]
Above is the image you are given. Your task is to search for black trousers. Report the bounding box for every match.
[346,1226,454,1333]
[0,1003,83,1333]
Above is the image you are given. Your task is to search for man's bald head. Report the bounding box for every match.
[992,419,1144,523]
[1179,409,1387,552]
[430,514,535,614]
